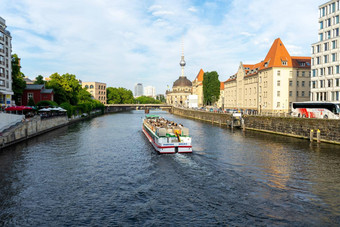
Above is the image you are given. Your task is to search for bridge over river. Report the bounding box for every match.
[105,104,172,113]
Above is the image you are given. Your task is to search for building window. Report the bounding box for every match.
[302,81,305,87]
[328,66,333,75]
[289,80,292,86]
[297,71,299,77]
[302,91,305,97]
[28,93,33,100]
[297,81,299,87]
[324,55,328,63]
[296,91,299,97]
[317,57,320,64]
[320,80,324,88]
[277,102,280,108]
[328,79,333,87]
[302,71,305,77]
[333,40,337,49]
[289,91,292,96]
[320,68,324,76]
[336,78,340,86]
[319,33,323,41]
[312,81,316,88]
[277,70,281,76]
[90,85,94,89]
[333,53,337,62]
[277,91,280,97]
[324,42,329,51]
[320,21,324,29]
[282,61,287,66]
[277,80,281,86]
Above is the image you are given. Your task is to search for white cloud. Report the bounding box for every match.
[188,6,197,13]
[240,32,256,37]
[0,0,326,94]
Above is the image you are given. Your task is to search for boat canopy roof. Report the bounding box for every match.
[145,114,160,119]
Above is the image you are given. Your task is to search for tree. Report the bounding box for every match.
[46,73,82,105]
[27,97,35,106]
[77,88,92,103]
[46,73,68,104]
[118,87,134,104]
[106,87,134,104]
[11,54,26,104]
[61,73,82,105]
[156,94,166,103]
[34,75,44,85]
[107,87,121,104]
[135,96,162,104]
[203,71,220,106]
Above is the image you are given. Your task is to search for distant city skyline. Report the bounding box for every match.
[0,0,325,94]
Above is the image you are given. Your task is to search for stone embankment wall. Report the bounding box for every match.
[170,108,232,125]
[0,116,68,150]
[244,116,340,144]
[171,107,340,145]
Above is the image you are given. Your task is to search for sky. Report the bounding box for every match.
[1,0,326,95]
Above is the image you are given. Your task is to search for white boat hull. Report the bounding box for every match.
[142,126,192,154]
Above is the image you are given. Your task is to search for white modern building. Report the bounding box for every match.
[144,86,156,98]
[134,83,143,97]
[311,0,340,101]
[0,16,13,107]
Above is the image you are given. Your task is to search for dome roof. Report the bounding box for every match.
[173,76,192,87]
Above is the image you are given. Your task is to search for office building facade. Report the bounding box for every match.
[134,83,143,97]
[311,0,340,101]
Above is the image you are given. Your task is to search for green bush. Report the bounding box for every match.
[27,97,36,106]
[37,100,58,107]
[60,102,74,118]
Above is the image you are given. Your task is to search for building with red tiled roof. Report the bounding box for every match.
[217,82,225,108]
[224,38,311,113]
[192,69,204,107]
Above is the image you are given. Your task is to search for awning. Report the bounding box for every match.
[5,106,33,111]
[0,90,14,95]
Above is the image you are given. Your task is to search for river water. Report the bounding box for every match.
[0,110,340,226]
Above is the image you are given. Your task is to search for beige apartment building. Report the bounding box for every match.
[192,69,204,107]
[216,82,225,109]
[224,38,311,114]
[311,0,340,101]
[82,82,107,104]
[0,17,13,107]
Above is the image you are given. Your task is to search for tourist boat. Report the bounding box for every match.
[142,114,192,154]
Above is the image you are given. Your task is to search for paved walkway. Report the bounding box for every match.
[0,113,24,133]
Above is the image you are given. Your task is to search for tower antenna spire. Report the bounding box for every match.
[179,39,186,77]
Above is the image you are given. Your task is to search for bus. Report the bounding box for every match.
[291,102,340,119]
